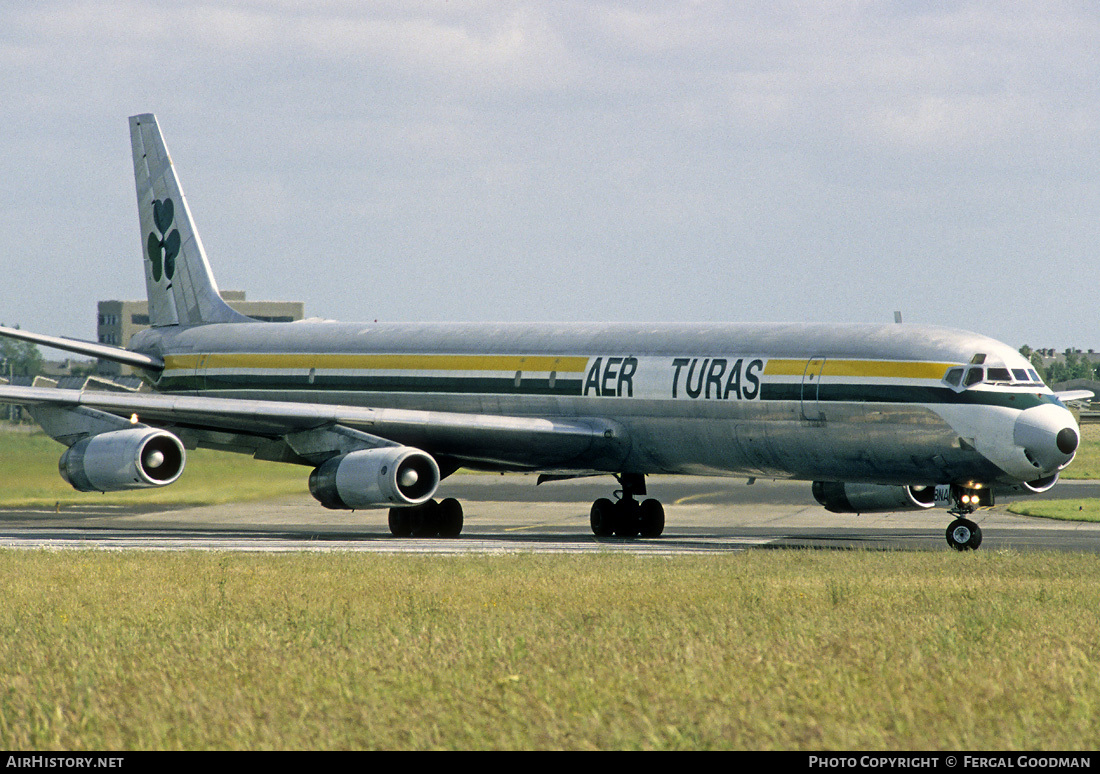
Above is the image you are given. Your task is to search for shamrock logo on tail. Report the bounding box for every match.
[147,198,181,286]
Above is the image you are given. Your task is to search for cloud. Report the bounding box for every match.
[2,2,1099,347]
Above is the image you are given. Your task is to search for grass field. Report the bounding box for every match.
[1007,499,1100,522]
[1,550,1099,750]
[2,425,1100,750]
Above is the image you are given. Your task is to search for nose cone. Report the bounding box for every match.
[1014,404,1080,475]
[1057,427,1079,455]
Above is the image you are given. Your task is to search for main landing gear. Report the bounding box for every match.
[944,485,991,552]
[589,473,665,538]
[386,473,667,540]
[388,498,463,538]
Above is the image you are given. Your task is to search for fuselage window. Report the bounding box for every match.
[986,367,1012,383]
[964,367,984,387]
[1011,369,1030,382]
[1028,369,1043,383]
[944,367,964,387]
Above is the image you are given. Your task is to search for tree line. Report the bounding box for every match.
[1019,346,1100,386]
[0,326,43,380]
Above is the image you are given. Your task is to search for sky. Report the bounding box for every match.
[2,1,1099,351]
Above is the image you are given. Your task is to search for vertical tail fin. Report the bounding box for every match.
[129,114,250,326]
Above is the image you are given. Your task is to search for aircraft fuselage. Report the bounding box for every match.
[132,319,1072,489]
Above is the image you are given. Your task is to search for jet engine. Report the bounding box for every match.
[997,472,1059,496]
[812,481,937,514]
[309,447,440,510]
[59,427,186,492]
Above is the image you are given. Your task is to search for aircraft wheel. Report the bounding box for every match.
[410,499,441,538]
[614,499,640,538]
[967,522,983,550]
[437,497,464,538]
[388,507,413,537]
[946,518,982,551]
[639,499,665,538]
[590,498,616,537]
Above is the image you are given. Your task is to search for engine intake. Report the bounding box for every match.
[59,427,186,492]
[309,447,440,510]
[812,481,937,514]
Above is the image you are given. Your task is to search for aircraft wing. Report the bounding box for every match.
[0,383,624,472]
[1054,389,1095,403]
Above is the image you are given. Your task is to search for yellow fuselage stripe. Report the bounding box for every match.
[163,353,590,373]
[763,359,955,379]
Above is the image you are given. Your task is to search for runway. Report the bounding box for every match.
[3,475,1100,554]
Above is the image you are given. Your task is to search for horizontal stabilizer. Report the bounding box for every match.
[0,325,163,371]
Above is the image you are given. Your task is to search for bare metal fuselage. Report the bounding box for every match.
[133,318,1050,488]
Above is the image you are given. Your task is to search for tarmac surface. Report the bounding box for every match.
[2,475,1100,554]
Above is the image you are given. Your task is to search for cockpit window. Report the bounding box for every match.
[948,364,1044,389]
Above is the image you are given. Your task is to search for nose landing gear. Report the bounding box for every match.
[946,518,982,551]
[945,485,991,551]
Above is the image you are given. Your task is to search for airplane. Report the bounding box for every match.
[0,113,1089,551]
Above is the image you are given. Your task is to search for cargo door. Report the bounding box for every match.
[801,357,826,424]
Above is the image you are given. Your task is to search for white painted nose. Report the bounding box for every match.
[1014,404,1080,475]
